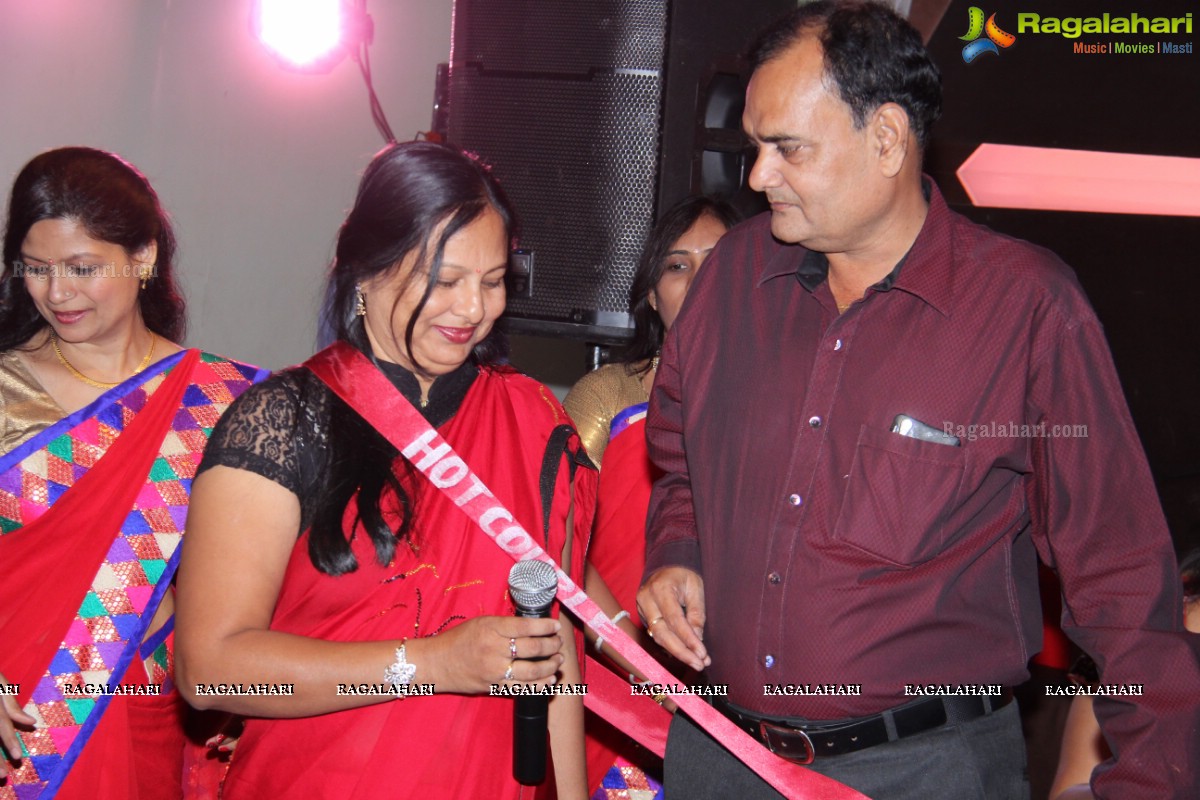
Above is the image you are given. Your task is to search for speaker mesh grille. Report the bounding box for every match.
[447,0,667,334]
[452,0,665,74]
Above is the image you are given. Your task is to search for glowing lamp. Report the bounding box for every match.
[253,0,372,74]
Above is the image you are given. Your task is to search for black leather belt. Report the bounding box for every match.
[715,691,1013,764]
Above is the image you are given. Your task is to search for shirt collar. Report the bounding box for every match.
[759,177,956,318]
[890,178,955,317]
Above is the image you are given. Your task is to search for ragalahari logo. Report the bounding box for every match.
[960,7,1016,62]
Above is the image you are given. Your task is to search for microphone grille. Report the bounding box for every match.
[508,559,559,608]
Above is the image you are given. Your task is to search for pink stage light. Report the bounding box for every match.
[956,143,1200,217]
[255,0,346,72]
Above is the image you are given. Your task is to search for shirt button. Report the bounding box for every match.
[834,339,843,351]
[764,654,776,669]
[787,493,802,506]
[808,416,822,428]
[768,572,781,585]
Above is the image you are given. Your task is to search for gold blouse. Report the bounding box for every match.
[562,362,649,468]
[0,350,65,456]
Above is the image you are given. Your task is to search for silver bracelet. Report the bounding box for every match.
[595,610,633,654]
[383,642,417,694]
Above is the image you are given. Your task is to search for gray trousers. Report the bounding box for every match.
[665,701,1029,800]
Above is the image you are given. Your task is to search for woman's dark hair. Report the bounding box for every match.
[749,0,942,148]
[622,195,740,370]
[310,140,517,575]
[1,146,185,350]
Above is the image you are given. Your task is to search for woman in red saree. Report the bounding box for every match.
[563,196,739,799]
[0,147,266,799]
[175,142,596,799]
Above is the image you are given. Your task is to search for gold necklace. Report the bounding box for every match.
[52,332,157,389]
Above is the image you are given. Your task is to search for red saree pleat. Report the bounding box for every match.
[53,686,186,800]
[588,417,659,616]
[584,417,668,794]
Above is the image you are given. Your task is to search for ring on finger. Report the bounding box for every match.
[647,616,665,638]
[509,637,518,659]
[503,662,515,682]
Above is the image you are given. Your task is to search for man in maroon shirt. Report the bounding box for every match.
[636,2,1199,798]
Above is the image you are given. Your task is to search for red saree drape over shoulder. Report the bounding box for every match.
[219,361,593,800]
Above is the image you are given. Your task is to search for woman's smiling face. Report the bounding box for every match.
[361,206,508,390]
[21,217,153,347]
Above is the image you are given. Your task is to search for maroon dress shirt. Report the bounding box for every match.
[644,180,1199,797]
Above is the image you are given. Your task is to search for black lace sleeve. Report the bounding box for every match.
[199,371,311,498]
[199,370,333,532]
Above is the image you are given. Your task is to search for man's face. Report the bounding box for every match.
[743,36,887,253]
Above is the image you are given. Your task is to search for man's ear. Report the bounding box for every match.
[872,103,912,179]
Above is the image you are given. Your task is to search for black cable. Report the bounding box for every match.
[350,1,397,144]
[358,40,396,143]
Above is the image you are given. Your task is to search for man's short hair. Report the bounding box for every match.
[749,0,942,148]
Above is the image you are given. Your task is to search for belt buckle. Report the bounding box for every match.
[758,720,815,765]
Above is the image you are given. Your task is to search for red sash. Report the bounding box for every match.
[307,343,868,800]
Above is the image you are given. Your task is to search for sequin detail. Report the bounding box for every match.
[444,579,483,593]
[592,757,664,800]
[369,567,477,639]
[538,383,565,423]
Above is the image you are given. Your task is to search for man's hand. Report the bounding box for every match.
[637,567,711,672]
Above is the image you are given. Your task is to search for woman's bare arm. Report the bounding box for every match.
[1049,695,1107,800]
[176,466,565,717]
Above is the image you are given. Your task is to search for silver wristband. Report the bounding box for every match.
[383,643,417,693]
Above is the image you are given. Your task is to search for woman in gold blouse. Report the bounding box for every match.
[0,146,263,798]
[563,195,739,797]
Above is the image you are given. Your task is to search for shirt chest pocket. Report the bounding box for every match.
[832,424,966,567]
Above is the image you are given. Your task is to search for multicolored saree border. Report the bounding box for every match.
[0,352,267,799]
[609,402,649,442]
[41,544,184,798]
[0,351,188,477]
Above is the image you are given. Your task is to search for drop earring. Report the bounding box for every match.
[139,263,154,289]
[355,284,367,317]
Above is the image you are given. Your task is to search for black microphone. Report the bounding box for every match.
[508,559,558,785]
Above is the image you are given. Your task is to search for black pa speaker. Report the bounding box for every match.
[441,0,793,343]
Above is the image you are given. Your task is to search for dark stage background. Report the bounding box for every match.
[924,0,1199,555]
